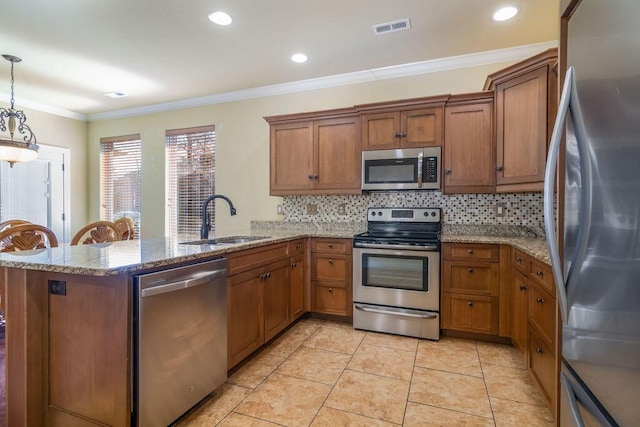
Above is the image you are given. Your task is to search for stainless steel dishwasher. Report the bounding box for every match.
[133,258,227,427]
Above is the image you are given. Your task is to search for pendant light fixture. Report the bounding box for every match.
[0,54,38,167]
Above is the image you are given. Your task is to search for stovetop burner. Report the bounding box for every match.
[354,207,441,248]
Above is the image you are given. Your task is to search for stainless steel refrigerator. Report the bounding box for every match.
[544,1,640,425]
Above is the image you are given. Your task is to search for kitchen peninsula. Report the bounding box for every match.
[0,229,550,427]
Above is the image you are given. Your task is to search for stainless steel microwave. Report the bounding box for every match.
[361,147,441,191]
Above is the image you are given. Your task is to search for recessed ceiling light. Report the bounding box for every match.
[104,91,127,98]
[493,6,518,21]
[208,11,233,26]
[291,53,308,63]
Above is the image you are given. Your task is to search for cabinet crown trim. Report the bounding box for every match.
[483,48,558,90]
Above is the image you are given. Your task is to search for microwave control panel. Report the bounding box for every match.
[424,157,438,182]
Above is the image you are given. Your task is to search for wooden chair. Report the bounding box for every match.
[0,219,33,245]
[71,221,120,245]
[0,224,58,252]
[114,217,135,240]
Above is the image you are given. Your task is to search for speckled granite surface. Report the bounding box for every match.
[0,222,550,276]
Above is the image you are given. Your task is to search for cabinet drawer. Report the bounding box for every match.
[312,283,349,316]
[311,238,351,254]
[228,243,289,275]
[528,285,556,350]
[529,259,554,295]
[311,253,350,283]
[443,243,499,262]
[289,239,306,256]
[443,261,499,295]
[511,249,530,274]
[529,328,556,405]
[442,293,498,335]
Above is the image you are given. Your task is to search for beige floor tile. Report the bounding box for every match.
[234,373,331,426]
[347,343,415,381]
[310,407,399,426]
[491,396,554,427]
[403,402,495,426]
[415,338,482,377]
[409,366,493,419]
[227,351,287,389]
[177,383,252,426]
[476,340,525,369]
[321,320,356,331]
[275,346,351,385]
[482,364,548,406]
[303,324,365,354]
[218,412,282,426]
[324,369,410,424]
[362,331,419,352]
[263,320,321,357]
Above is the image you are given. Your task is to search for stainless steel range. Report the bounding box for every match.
[353,207,441,340]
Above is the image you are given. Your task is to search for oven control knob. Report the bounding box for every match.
[423,212,428,217]
[371,212,376,216]
[378,211,382,216]
[431,212,436,217]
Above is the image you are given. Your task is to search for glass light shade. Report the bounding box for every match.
[0,139,39,164]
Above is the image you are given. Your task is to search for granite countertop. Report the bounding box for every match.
[0,222,551,276]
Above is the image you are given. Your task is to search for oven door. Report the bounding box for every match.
[353,246,440,311]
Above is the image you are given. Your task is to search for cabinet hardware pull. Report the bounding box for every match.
[400,131,407,137]
[536,270,544,276]
[328,288,333,292]
[260,273,266,280]
[393,132,399,137]
[467,268,474,273]
[308,174,314,179]
[444,168,451,174]
[516,257,522,263]
[536,348,544,354]
[291,262,296,268]
[328,243,333,248]
[467,301,473,307]
[296,243,301,249]
[468,249,473,254]
[495,166,503,171]
[519,284,527,291]
[328,259,333,264]
[536,297,544,304]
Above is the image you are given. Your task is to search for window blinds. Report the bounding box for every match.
[100,134,141,237]
[165,126,216,241]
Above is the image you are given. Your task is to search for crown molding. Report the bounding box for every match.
[0,93,86,121]
[13,40,559,122]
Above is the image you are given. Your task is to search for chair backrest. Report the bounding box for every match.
[0,224,59,252]
[71,221,120,245]
[114,217,135,240]
[0,219,32,232]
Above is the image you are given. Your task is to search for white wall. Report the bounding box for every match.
[87,60,521,238]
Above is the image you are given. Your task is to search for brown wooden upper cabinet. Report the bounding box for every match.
[265,108,361,195]
[484,48,558,192]
[356,95,448,150]
[443,92,494,194]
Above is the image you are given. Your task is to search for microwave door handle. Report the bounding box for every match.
[417,152,423,188]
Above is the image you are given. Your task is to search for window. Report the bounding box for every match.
[100,134,141,237]
[165,126,215,240]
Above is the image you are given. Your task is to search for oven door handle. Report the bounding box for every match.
[354,242,438,251]
[354,304,438,319]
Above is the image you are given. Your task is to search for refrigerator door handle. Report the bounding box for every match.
[545,67,573,323]
[544,66,593,324]
[561,372,586,427]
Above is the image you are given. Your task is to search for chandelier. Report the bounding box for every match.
[0,54,38,167]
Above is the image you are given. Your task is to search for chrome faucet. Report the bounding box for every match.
[200,194,237,239]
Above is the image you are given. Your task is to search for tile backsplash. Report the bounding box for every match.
[282,192,544,233]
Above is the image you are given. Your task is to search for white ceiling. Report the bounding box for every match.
[0,0,558,119]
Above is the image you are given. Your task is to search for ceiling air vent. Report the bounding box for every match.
[372,18,411,35]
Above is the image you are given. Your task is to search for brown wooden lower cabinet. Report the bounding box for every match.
[312,284,348,315]
[529,327,556,405]
[290,253,305,320]
[442,293,498,335]
[263,260,291,342]
[511,269,529,355]
[310,238,352,317]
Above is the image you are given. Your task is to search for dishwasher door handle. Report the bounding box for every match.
[141,268,226,298]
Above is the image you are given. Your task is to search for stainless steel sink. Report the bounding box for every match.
[180,236,270,246]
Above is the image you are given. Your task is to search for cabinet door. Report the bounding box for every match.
[442,261,499,296]
[444,102,494,193]
[264,260,291,342]
[312,283,348,316]
[442,293,498,335]
[401,107,443,148]
[269,121,314,194]
[227,269,264,369]
[512,269,529,355]
[495,66,548,190]
[314,117,361,191]
[311,253,349,284]
[361,112,401,150]
[290,254,305,320]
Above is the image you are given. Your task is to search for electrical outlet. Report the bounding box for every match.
[307,203,318,215]
[277,204,284,215]
[496,203,505,217]
[338,203,346,215]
